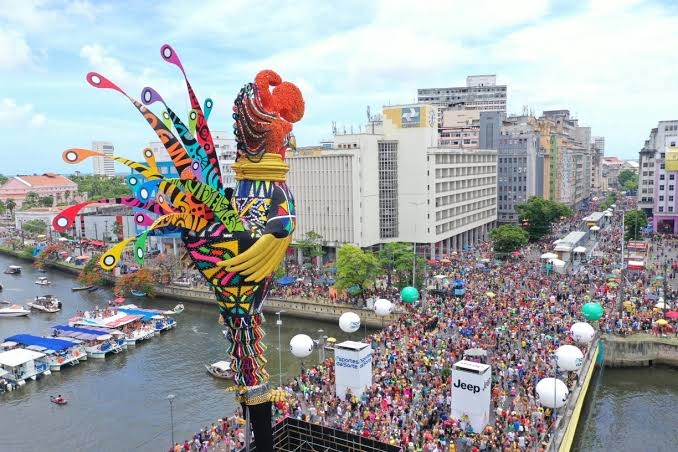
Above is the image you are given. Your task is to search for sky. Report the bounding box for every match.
[1,0,677,175]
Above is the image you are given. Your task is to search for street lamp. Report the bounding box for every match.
[317,329,325,363]
[167,394,175,449]
[276,311,285,387]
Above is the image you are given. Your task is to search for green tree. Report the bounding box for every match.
[0,199,5,216]
[624,209,647,240]
[335,244,380,293]
[39,195,54,207]
[22,191,40,209]
[112,218,124,240]
[515,196,574,241]
[376,242,425,289]
[490,224,529,253]
[0,174,8,186]
[617,169,638,192]
[22,219,48,235]
[291,230,325,264]
[70,174,131,200]
[5,198,16,218]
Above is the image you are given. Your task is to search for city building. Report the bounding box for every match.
[496,116,544,224]
[590,136,605,192]
[213,131,237,189]
[417,75,507,112]
[600,156,629,191]
[92,141,115,176]
[0,173,77,208]
[638,120,678,233]
[287,103,497,259]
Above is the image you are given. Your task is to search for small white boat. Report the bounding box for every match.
[163,304,184,315]
[34,277,51,286]
[0,304,30,317]
[2,336,86,372]
[26,295,62,313]
[4,265,22,275]
[205,360,233,380]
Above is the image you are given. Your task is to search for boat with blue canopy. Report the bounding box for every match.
[2,334,86,371]
[117,307,177,333]
[52,325,125,359]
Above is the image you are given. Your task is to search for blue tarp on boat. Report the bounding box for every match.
[52,325,116,338]
[116,308,158,321]
[5,334,77,351]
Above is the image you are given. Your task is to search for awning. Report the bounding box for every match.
[276,276,296,286]
[627,260,645,270]
[573,246,587,253]
[90,240,105,247]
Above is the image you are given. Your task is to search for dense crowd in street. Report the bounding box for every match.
[171,196,678,452]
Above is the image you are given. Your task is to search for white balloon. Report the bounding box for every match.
[289,334,314,358]
[570,322,595,344]
[339,312,361,333]
[554,345,584,371]
[374,299,393,317]
[535,378,569,409]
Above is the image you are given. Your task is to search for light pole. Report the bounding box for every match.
[409,200,426,288]
[167,394,175,449]
[276,311,284,387]
[317,329,325,363]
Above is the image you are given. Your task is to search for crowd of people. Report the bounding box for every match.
[173,195,676,452]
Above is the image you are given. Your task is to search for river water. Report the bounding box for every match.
[2,255,678,451]
[573,366,678,452]
[0,255,356,452]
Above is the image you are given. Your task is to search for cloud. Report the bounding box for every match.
[0,28,34,70]
[0,0,102,33]
[0,98,47,127]
[79,43,185,103]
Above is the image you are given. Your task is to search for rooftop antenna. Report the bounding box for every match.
[350,125,354,134]
[332,121,337,135]
[366,105,371,122]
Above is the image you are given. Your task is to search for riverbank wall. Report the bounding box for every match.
[600,335,678,367]
[0,247,396,328]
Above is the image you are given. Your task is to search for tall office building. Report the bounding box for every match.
[92,141,115,176]
[287,103,497,259]
[417,75,507,112]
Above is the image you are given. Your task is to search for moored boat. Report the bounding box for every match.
[2,334,85,371]
[4,265,22,275]
[0,304,31,317]
[205,360,233,380]
[52,325,124,359]
[163,304,185,315]
[34,276,51,286]
[71,285,95,292]
[0,348,51,387]
[27,295,62,313]
[130,290,147,297]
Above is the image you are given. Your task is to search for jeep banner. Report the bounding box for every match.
[451,360,492,434]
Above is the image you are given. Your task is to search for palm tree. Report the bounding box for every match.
[5,198,16,219]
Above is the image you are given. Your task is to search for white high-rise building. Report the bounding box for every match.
[287,103,497,258]
[417,75,507,112]
[213,131,237,189]
[92,141,115,176]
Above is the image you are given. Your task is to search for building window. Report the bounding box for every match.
[671,175,676,180]
[378,141,399,239]
[660,196,664,201]
[660,185,665,190]
[659,206,664,212]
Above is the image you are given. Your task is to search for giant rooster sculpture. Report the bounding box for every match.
[52,44,304,451]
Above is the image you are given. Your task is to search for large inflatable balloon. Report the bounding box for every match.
[582,302,604,321]
[554,345,584,371]
[535,378,569,409]
[339,312,361,333]
[289,334,314,358]
[570,322,595,344]
[52,44,305,452]
[401,286,419,303]
[374,298,393,316]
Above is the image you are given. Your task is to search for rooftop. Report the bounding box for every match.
[0,348,46,367]
[12,174,76,187]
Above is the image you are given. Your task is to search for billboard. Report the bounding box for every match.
[335,340,372,399]
[666,146,678,172]
[451,360,492,434]
[384,105,435,129]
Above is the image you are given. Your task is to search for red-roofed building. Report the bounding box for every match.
[0,173,78,208]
